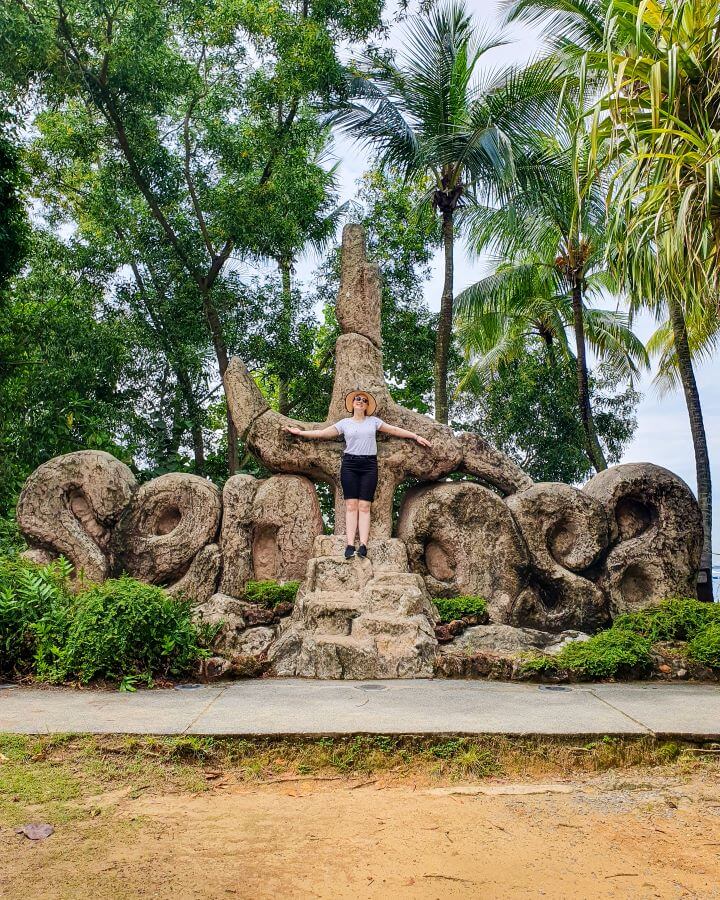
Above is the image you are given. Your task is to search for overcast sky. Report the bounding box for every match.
[292,0,720,558]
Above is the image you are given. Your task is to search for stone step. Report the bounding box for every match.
[352,612,437,640]
[304,555,372,593]
[270,632,377,679]
[312,536,410,573]
[299,592,366,636]
[362,572,437,618]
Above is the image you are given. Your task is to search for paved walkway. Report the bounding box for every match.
[2,680,720,738]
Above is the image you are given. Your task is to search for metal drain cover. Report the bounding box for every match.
[174,683,203,690]
[538,685,570,692]
[354,684,388,691]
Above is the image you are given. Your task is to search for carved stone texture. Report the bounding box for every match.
[219,473,323,598]
[17,450,137,582]
[337,223,382,347]
[397,482,530,623]
[458,432,534,495]
[583,463,702,615]
[450,624,591,655]
[269,539,438,678]
[167,543,222,604]
[505,483,611,632]
[224,224,531,539]
[112,473,221,585]
[193,592,247,651]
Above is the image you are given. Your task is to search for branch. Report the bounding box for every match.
[183,94,215,259]
[259,98,299,186]
[54,0,201,286]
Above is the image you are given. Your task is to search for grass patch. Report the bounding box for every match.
[2,731,718,823]
[433,595,488,624]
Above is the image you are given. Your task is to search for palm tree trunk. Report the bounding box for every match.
[434,209,454,424]
[667,293,714,601]
[571,277,608,472]
[278,257,292,417]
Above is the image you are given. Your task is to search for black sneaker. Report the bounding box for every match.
[358,544,367,558]
[344,544,355,559]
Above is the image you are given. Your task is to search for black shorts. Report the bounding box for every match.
[340,453,378,502]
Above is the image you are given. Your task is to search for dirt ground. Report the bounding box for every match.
[3,766,720,900]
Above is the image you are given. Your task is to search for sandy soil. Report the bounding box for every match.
[3,771,720,900]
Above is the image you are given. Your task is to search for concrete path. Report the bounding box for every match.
[2,680,720,738]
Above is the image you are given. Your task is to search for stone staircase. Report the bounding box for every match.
[268,535,439,678]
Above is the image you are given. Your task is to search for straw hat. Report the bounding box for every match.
[344,389,377,416]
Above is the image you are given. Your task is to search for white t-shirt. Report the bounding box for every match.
[334,415,385,456]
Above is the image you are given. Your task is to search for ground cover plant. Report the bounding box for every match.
[0,558,210,687]
[433,595,488,624]
[240,580,300,607]
[521,597,720,678]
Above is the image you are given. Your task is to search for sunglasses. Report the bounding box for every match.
[353,396,369,404]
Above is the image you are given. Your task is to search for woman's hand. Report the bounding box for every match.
[285,426,304,436]
[415,434,432,448]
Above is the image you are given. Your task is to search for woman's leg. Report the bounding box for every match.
[358,500,371,545]
[345,498,359,545]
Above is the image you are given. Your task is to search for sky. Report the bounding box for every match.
[293,0,720,559]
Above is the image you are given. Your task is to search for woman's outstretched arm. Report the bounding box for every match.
[284,425,340,440]
[378,423,431,447]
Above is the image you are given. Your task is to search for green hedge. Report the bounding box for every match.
[0,556,210,687]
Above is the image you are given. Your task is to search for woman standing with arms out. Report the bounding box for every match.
[285,390,431,558]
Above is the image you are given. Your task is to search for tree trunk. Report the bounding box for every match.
[434,210,454,425]
[278,257,292,417]
[175,369,206,474]
[200,284,238,475]
[667,293,714,601]
[121,239,206,474]
[571,278,608,472]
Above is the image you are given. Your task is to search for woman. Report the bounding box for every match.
[285,390,431,558]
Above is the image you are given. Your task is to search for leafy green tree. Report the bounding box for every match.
[0,232,135,516]
[0,116,29,293]
[454,352,639,483]
[506,0,717,596]
[1,0,383,472]
[457,109,648,472]
[598,0,720,597]
[331,0,562,423]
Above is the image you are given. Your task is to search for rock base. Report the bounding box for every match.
[269,537,438,678]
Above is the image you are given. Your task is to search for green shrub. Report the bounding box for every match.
[553,629,653,679]
[32,575,209,685]
[613,597,720,642]
[0,514,24,558]
[687,623,720,669]
[240,580,299,607]
[519,653,560,675]
[0,556,72,677]
[433,595,488,624]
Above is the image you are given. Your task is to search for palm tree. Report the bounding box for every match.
[596,0,720,598]
[457,110,648,471]
[505,0,716,598]
[330,0,563,423]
